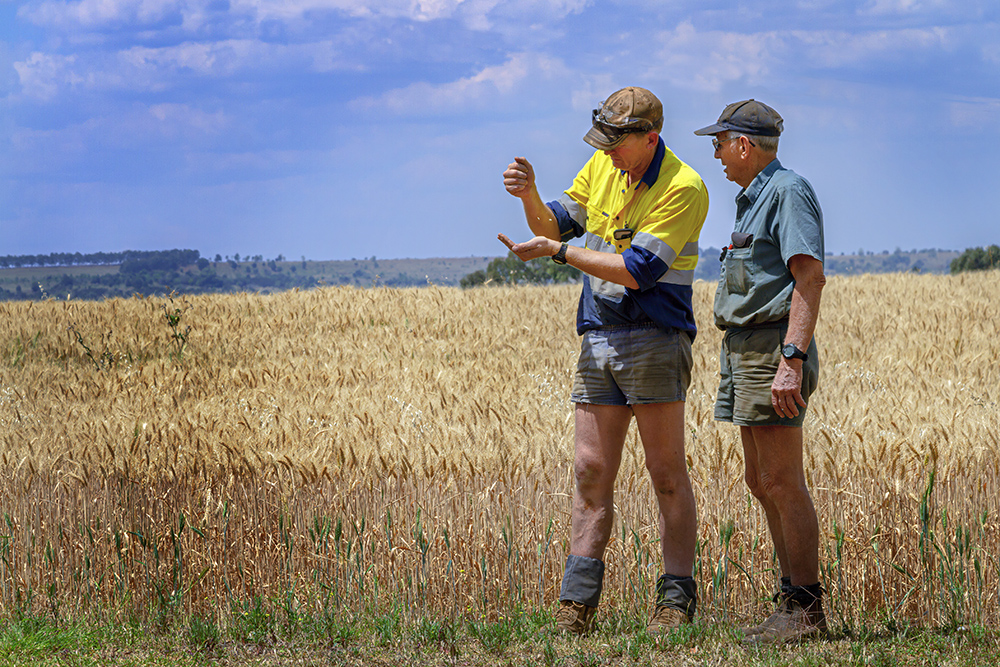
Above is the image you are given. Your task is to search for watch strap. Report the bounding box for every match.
[782,343,808,362]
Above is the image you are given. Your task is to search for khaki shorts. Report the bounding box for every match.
[714,323,819,426]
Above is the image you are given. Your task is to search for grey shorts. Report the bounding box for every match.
[714,323,819,427]
[571,324,692,405]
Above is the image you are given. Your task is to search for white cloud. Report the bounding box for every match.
[948,96,1000,130]
[649,22,775,92]
[791,27,952,68]
[351,51,569,115]
[13,38,357,99]
[860,0,958,16]
[148,102,227,135]
[121,38,356,78]
[20,0,181,29]
[648,21,959,92]
[21,0,589,32]
[121,40,263,77]
[13,52,83,99]
[15,101,227,148]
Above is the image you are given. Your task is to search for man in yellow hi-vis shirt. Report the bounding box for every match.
[500,87,708,635]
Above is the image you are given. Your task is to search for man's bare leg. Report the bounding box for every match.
[633,401,696,575]
[741,425,818,585]
[569,403,632,558]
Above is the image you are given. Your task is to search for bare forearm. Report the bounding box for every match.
[785,259,825,349]
[564,246,640,290]
[772,255,825,417]
[498,235,640,289]
[503,156,561,240]
[519,189,561,241]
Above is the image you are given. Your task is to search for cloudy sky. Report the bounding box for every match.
[2,0,998,262]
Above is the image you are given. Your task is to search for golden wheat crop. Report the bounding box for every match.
[0,271,998,630]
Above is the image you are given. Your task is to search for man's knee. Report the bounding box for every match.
[757,469,806,504]
[744,469,766,501]
[574,454,616,489]
[645,462,690,499]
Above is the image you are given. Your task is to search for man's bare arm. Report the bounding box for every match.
[771,254,826,419]
[498,233,640,290]
[502,157,561,241]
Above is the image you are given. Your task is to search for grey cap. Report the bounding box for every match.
[693,99,783,137]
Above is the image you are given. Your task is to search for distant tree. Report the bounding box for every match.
[951,245,1000,274]
[460,270,487,288]
[460,251,582,287]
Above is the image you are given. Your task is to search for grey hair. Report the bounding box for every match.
[741,133,779,153]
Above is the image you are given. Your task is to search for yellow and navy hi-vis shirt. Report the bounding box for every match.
[547,138,709,337]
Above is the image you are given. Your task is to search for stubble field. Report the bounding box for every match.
[1,271,999,663]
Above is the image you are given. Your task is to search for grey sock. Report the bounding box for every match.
[559,555,605,608]
[654,573,697,618]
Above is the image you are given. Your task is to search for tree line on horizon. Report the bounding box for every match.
[0,249,203,269]
[0,246,993,301]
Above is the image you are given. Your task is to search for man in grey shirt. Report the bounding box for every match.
[694,100,827,643]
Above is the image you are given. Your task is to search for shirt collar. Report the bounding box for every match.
[736,158,782,206]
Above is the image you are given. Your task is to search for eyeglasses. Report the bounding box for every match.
[712,135,756,151]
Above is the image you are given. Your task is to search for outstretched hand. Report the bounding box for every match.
[497,233,559,262]
[503,157,536,198]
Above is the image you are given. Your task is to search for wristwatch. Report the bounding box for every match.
[551,242,569,265]
[781,343,808,362]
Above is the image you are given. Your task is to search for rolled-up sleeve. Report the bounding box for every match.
[548,194,587,241]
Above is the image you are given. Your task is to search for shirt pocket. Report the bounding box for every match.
[723,247,754,296]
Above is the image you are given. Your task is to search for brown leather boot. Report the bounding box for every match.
[744,596,827,644]
[553,600,596,636]
[646,605,692,634]
[742,589,791,637]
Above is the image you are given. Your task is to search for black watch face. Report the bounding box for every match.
[782,344,804,360]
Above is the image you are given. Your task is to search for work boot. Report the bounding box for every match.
[557,554,604,634]
[553,600,596,636]
[646,604,691,634]
[745,588,827,644]
[742,595,791,637]
[742,578,792,637]
[646,573,696,635]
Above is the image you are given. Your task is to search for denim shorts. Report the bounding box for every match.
[571,324,692,405]
[714,323,819,426]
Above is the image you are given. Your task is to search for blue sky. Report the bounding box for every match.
[2,0,998,261]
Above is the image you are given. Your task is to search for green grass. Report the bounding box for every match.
[1,607,997,667]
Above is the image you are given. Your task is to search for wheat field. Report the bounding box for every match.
[0,271,998,632]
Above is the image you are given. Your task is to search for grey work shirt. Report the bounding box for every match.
[714,159,824,329]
